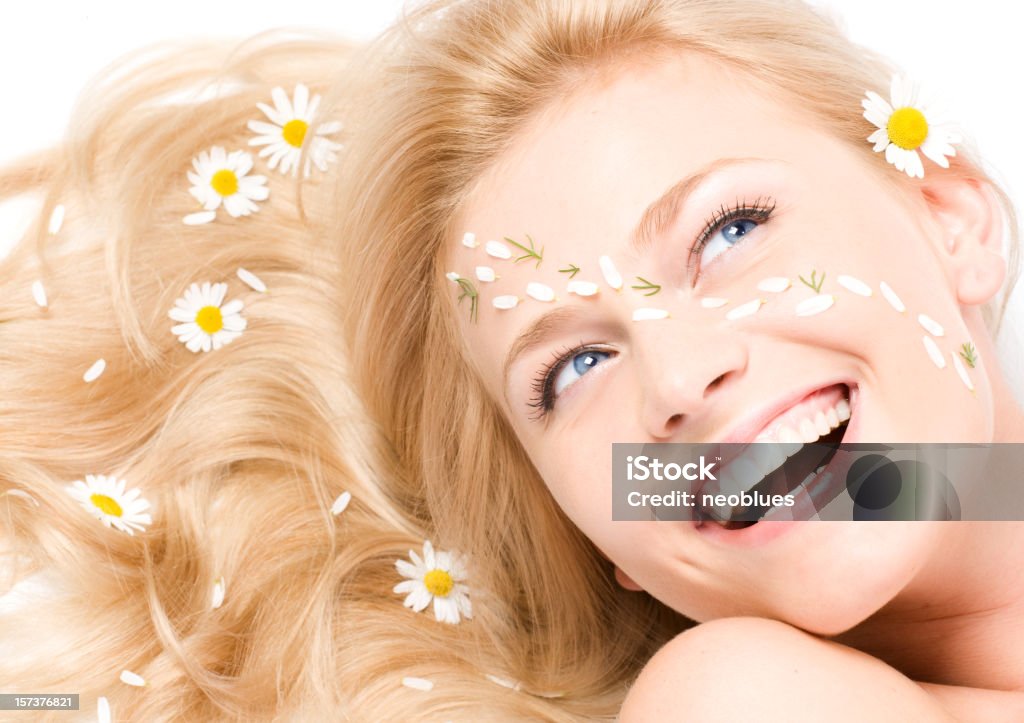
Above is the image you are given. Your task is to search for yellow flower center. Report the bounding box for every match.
[282,119,309,148]
[887,107,929,150]
[423,569,454,597]
[210,169,239,197]
[195,305,224,333]
[91,493,123,517]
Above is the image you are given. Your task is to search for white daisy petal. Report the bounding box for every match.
[486,674,522,691]
[293,83,309,119]
[918,314,944,337]
[237,267,267,292]
[598,255,623,290]
[700,297,728,309]
[120,670,147,687]
[756,277,791,293]
[183,211,217,226]
[83,359,106,383]
[837,275,872,297]
[402,677,434,692]
[211,577,226,609]
[98,696,111,723]
[632,307,669,321]
[485,240,512,259]
[526,282,555,302]
[48,204,65,234]
[492,295,519,310]
[952,352,974,392]
[566,280,599,297]
[461,232,478,248]
[475,266,496,282]
[31,280,48,308]
[330,491,351,516]
[725,298,764,320]
[922,336,946,369]
[879,281,906,312]
[867,128,889,153]
[795,294,835,317]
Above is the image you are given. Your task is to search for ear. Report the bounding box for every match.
[920,176,1006,306]
[614,565,645,591]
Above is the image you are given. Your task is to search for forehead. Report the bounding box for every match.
[459,52,811,251]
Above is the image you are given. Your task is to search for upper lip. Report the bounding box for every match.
[716,379,855,444]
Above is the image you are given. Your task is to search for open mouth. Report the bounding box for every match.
[698,383,856,530]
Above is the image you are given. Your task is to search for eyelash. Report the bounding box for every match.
[685,196,777,280]
[527,196,777,420]
[528,341,603,422]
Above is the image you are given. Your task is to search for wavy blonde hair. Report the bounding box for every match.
[0,1,1018,721]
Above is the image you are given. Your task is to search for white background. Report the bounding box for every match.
[0,0,1021,390]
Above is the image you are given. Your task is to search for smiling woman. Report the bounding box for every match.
[1,0,1023,720]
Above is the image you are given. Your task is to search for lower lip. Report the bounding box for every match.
[693,385,862,548]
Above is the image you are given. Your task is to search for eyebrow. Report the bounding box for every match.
[502,305,589,393]
[503,157,765,394]
[629,156,764,254]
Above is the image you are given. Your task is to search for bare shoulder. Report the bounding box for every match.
[619,617,955,723]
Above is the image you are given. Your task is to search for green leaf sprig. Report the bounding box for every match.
[559,264,580,279]
[631,276,662,296]
[798,270,825,294]
[456,277,479,323]
[504,234,544,269]
[959,342,978,368]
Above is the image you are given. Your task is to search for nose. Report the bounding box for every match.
[635,323,748,439]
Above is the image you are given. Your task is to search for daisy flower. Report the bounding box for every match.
[394,540,472,624]
[186,146,268,222]
[66,474,152,535]
[862,75,961,179]
[247,84,343,178]
[168,282,247,353]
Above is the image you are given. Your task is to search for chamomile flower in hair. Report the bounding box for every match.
[394,540,472,624]
[169,282,247,353]
[248,84,343,177]
[862,75,961,179]
[66,474,152,535]
[186,147,268,221]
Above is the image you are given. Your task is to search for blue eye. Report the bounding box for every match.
[552,349,612,396]
[699,218,760,268]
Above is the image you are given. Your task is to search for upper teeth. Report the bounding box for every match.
[715,396,851,498]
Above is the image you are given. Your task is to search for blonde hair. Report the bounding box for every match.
[0,1,1018,721]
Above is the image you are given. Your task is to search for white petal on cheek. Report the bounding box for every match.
[598,255,623,290]
[756,277,791,293]
[951,352,974,391]
[700,297,728,309]
[724,298,764,320]
[632,307,669,321]
[879,281,906,313]
[485,240,512,259]
[917,314,944,337]
[567,280,599,296]
[492,295,520,310]
[475,266,496,282]
[526,282,555,302]
[922,336,946,369]
[461,231,479,248]
[795,294,835,317]
[837,275,873,297]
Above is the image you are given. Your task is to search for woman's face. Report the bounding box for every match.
[447,53,1000,632]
